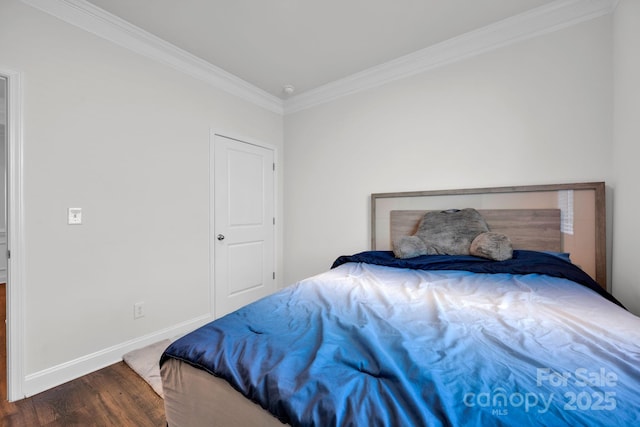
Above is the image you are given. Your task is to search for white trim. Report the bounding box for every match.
[1,67,26,401]
[209,136,215,319]
[283,0,618,114]
[211,128,279,153]
[19,0,616,116]
[23,313,212,397]
[20,0,283,115]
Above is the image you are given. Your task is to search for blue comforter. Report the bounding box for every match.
[332,250,624,308]
[161,251,640,426]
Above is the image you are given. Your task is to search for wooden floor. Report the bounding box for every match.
[1,283,6,407]
[0,362,166,426]
[1,284,166,426]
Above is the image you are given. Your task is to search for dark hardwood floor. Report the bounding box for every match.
[1,282,166,426]
[1,362,166,426]
[1,283,5,407]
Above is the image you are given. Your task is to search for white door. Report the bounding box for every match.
[213,134,275,318]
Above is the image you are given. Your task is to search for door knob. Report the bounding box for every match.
[217,234,225,241]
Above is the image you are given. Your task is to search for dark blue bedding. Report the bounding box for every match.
[332,250,624,308]
[161,251,640,426]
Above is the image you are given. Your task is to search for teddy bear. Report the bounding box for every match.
[392,208,513,261]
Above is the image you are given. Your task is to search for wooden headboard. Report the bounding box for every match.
[390,209,562,252]
[371,182,607,289]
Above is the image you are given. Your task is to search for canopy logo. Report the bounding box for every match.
[463,388,553,415]
[462,367,618,416]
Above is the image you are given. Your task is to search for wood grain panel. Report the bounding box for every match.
[391,209,562,252]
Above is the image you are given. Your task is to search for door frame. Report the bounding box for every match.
[209,128,278,319]
[1,67,26,401]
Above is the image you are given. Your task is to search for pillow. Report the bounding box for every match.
[393,208,513,261]
[411,208,490,255]
[470,232,513,261]
[392,235,428,259]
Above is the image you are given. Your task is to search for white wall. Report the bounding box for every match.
[284,17,614,290]
[612,0,640,315]
[0,0,283,395]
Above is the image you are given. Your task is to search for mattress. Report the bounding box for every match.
[161,251,640,426]
[161,357,283,427]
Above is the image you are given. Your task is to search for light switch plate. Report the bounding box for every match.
[68,208,82,225]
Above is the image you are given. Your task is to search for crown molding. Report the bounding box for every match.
[20,0,284,114]
[20,0,616,116]
[284,0,618,114]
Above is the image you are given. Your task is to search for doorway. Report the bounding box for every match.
[1,68,25,402]
[0,75,7,401]
[211,133,276,318]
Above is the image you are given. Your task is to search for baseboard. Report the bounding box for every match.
[22,313,213,398]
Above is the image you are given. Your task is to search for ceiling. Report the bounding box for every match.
[86,0,557,99]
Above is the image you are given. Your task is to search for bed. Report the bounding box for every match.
[160,182,640,426]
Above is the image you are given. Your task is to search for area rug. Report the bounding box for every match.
[123,339,171,398]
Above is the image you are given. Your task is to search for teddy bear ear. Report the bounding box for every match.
[393,235,428,259]
[470,232,513,261]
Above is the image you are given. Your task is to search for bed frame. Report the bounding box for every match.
[163,182,607,426]
[372,182,606,289]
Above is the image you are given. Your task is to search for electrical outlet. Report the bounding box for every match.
[134,302,145,319]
